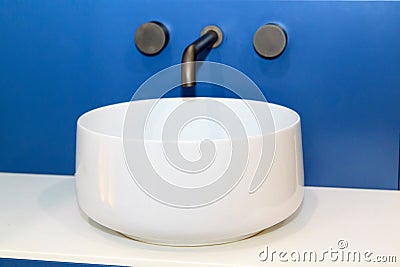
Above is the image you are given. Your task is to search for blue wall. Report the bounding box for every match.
[0,0,399,189]
[0,258,124,267]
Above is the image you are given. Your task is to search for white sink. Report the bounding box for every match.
[75,97,304,246]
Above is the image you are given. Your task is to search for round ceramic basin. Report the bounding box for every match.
[75,97,304,246]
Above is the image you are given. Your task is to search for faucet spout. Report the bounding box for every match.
[181,30,218,88]
[181,26,223,97]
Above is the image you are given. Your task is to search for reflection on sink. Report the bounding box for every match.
[75,97,304,246]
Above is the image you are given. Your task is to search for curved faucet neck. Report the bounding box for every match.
[181,30,218,91]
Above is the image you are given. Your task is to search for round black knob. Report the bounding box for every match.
[134,21,169,56]
[253,24,287,59]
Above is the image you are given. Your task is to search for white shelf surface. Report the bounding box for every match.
[0,172,399,267]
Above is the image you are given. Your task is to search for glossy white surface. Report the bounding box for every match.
[75,98,304,245]
[0,173,399,266]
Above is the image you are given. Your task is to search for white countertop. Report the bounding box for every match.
[0,172,399,267]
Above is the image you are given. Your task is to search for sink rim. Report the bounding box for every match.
[77,97,300,140]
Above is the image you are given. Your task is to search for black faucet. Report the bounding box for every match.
[181,26,223,97]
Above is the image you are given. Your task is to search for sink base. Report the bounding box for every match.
[121,230,263,247]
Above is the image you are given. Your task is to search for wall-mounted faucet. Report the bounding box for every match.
[181,25,223,97]
[134,22,287,97]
